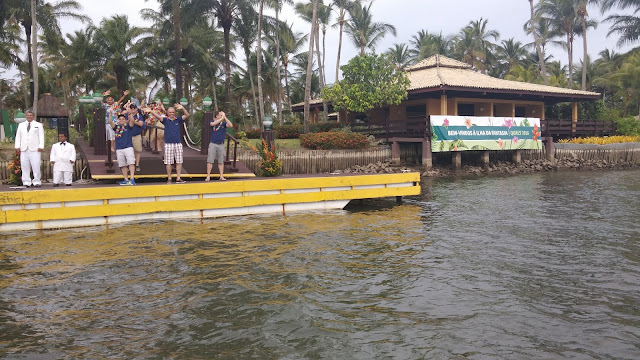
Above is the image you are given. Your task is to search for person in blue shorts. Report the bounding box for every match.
[205,110,233,181]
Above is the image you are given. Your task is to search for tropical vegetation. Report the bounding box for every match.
[2,0,640,136]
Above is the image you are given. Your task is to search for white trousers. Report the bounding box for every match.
[53,171,72,185]
[20,150,41,186]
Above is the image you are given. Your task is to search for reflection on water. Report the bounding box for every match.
[1,170,639,359]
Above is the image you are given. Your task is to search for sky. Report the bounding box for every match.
[3,0,636,86]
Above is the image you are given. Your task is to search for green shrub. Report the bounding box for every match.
[300,131,369,150]
[275,123,303,139]
[615,116,640,136]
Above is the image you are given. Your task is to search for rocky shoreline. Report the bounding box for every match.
[336,158,640,178]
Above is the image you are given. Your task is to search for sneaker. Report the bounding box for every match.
[129,178,136,185]
[136,166,141,172]
[119,180,130,186]
[33,184,41,188]
[53,183,60,187]
[175,179,186,184]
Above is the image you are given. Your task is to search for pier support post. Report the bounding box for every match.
[544,137,555,163]
[512,150,521,164]
[482,151,490,169]
[452,152,461,169]
[392,141,401,165]
[422,139,432,169]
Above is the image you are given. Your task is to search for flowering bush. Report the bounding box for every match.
[246,138,282,177]
[8,151,22,186]
[300,131,370,150]
[275,123,303,139]
[245,128,262,139]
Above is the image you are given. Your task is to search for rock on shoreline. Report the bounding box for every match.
[335,159,640,178]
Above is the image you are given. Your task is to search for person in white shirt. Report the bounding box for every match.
[14,110,44,187]
[49,132,76,187]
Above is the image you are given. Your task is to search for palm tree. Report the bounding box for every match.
[211,0,242,111]
[575,0,601,90]
[344,1,396,55]
[461,18,500,73]
[256,0,266,127]
[536,0,579,88]
[601,0,640,45]
[410,29,452,60]
[270,0,293,125]
[496,38,528,77]
[278,22,306,112]
[386,43,412,69]
[528,0,549,84]
[331,0,355,82]
[4,0,90,106]
[94,15,145,95]
[233,1,260,123]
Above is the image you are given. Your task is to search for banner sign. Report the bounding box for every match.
[430,115,542,152]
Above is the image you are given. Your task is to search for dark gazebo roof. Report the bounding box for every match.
[37,94,68,118]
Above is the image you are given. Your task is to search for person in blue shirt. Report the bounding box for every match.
[109,106,137,185]
[205,110,233,181]
[145,103,190,184]
[129,104,146,172]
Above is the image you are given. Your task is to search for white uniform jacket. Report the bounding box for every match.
[49,142,76,172]
[14,120,45,152]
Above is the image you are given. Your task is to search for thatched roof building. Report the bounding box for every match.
[405,55,599,102]
[37,94,68,118]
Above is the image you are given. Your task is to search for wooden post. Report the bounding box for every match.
[422,139,432,169]
[452,151,461,169]
[391,141,401,164]
[201,111,213,155]
[544,137,555,163]
[440,94,447,115]
[482,150,490,169]
[93,107,107,155]
[512,150,521,164]
[571,101,578,138]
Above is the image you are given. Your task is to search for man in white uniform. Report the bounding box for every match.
[14,110,44,187]
[50,132,76,187]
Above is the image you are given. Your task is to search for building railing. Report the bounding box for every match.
[350,116,617,140]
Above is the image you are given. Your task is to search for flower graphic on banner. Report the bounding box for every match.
[464,117,473,129]
[443,118,449,128]
[503,118,514,129]
[513,136,519,144]
[532,123,541,141]
[497,138,504,149]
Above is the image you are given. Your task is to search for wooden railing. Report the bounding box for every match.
[351,117,617,140]
[541,119,617,139]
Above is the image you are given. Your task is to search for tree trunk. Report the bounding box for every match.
[172,0,183,100]
[321,26,328,121]
[23,21,34,108]
[336,17,344,83]
[581,15,588,91]
[212,72,219,113]
[304,0,319,133]
[275,9,283,125]
[256,0,266,131]
[314,20,327,122]
[284,61,292,112]
[246,50,260,126]
[529,0,548,85]
[31,0,38,115]
[223,26,232,112]
[567,32,573,89]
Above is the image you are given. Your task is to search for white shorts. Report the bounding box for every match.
[116,147,135,168]
[106,123,115,141]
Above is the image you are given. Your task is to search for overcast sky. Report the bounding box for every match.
[4,0,635,85]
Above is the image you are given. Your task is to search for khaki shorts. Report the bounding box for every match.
[132,135,142,152]
[207,143,225,163]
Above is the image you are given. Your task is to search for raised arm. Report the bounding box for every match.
[117,90,130,105]
[176,103,189,120]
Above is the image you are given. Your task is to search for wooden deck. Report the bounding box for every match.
[77,137,255,180]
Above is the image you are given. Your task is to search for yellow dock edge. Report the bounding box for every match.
[0,172,421,232]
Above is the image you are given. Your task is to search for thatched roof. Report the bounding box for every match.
[37,94,68,117]
[406,55,599,100]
